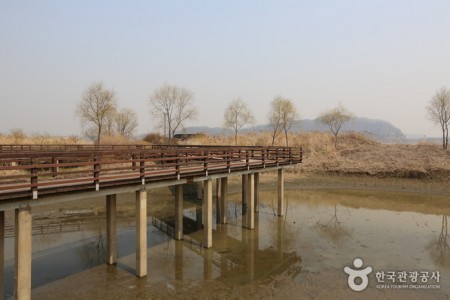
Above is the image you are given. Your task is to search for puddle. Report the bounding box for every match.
[2,188,450,299]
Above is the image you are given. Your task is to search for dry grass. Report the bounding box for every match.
[0,132,84,145]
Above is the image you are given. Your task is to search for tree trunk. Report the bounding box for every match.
[334,133,338,149]
[445,126,449,150]
[443,127,446,150]
[284,129,289,147]
[97,125,102,145]
[234,130,238,146]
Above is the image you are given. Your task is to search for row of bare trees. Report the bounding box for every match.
[76,81,356,148]
[223,97,354,148]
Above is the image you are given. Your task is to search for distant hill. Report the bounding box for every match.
[179,117,406,142]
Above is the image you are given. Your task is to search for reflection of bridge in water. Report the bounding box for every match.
[152,213,302,284]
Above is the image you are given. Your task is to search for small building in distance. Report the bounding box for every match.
[173,133,207,141]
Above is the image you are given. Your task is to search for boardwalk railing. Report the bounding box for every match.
[0,145,302,201]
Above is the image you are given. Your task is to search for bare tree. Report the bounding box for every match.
[427,87,450,150]
[317,104,354,149]
[114,108,138,137]
[268,96,298,146]
[76,82,117,145]
[148,84,197,140]
[224,98,255,145]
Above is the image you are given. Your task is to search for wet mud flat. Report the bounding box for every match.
[3,187,450,299]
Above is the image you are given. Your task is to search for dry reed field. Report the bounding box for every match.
[184,131,450,180]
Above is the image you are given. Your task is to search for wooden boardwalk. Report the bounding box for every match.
[0,145,301,201]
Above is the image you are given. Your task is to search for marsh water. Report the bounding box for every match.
[2,187,450,299]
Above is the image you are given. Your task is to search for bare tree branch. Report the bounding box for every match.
[115,108,139,137]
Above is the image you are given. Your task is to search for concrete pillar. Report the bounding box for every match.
[242,174,248,215]
[0,211,4,298]
[215,178,221,221]
[215,178,221,197]
[277,218,285,260]
[196,204,203,229]
[247,226,255,280]
[136,189,147,277]
[15,207,32,300]
[254,173,260,213]
[175,185,183,240]
[204,249,213,280]
[218,177,228,224]
[277,169,284,217]
[246,173,255,229]
[196,182,203,200]
[203,179,212,248]
[174,240,183,280]
[106,194,117,265]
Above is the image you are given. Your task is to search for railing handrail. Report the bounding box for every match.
[0,145,302,201]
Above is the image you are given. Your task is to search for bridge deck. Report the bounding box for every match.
[0,145,302,201]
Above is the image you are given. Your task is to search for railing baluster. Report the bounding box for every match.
[31,158,38,199]
[94,155,100,191]
[140,153,145,185]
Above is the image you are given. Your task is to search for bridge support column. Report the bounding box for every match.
[204,249,213,280]
[0,211,4,298]
[15,207,32,300]
[246,173,255,229]
[175,185,183,240]
[218,177,228,224]
[278,169,284,217]
[254,173,259,213]
[106,194,117,265]
[242,174,248,215]
[136,189,147,277]
[203,179,212,248]
[175,240,183,280]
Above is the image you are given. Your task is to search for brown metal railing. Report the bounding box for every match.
[0,145,302,201]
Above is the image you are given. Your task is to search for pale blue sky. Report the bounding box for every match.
[1,0,450,137]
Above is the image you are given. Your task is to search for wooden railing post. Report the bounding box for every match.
[176,154,181,180]
[51,156,58,178]
[31,158,38,199]
[204,151,209,176]
[246,151,250,170]
[140,153,145,185]
[94,155,100,191]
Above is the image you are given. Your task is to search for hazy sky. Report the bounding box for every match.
[1,0,450,137]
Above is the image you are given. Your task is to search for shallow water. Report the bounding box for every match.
[3,188,450,299]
